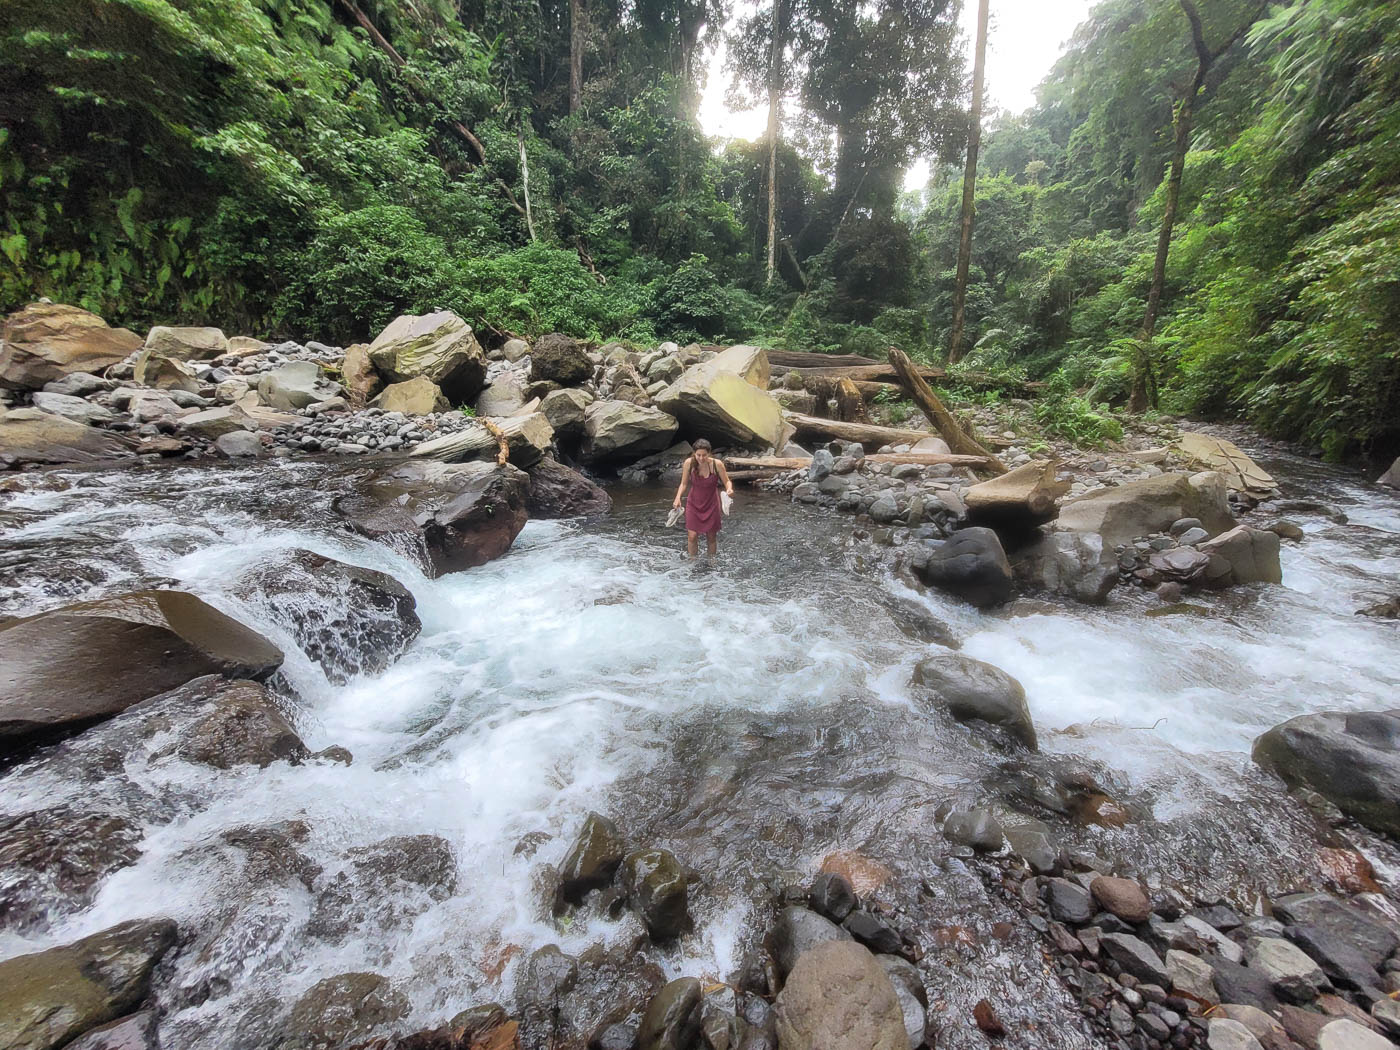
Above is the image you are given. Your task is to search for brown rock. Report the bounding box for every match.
[174,679,307,769]
[774,940,907,1050]
[526,458,611,520]
[0,407,139,469]
[1090,876,1152,923]
[341,343,382,406]
[820,850,892,895]
[0,590,284,751]
[974,999,1007,1038]
[0,302,141,390]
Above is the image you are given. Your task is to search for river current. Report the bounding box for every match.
[0,445,1397,1048]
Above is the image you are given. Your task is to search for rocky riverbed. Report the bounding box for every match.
[3,303,1400,1050]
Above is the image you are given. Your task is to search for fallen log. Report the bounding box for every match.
[785,412,944,449]
[725,469,785,482]
[887,348,1007,474]
[766,349,881,369]
[728,453,990,470]
[965,460,1070,531]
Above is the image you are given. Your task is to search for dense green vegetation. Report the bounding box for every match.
[2,0,1396,456]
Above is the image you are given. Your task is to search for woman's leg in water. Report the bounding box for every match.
[706,531,718,557]
[687,530,699,559]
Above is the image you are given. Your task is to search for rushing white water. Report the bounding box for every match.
[1,452,1398,1048]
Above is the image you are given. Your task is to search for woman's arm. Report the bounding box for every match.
[716,459,734,495]
[673,458,692,507]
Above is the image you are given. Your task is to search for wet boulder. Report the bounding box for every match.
[622,848,692,941]
[1196,525,1283,586]
[656,345,783,448]
[808,872,857,923]
[334,460,530,577]
[0,302,142,391]
[1011,530,1117,604]
[174,679,308,769]
[877,955,928,1050]
[368,311,487,403]
[143,325,228,361]
[766,906,852,979]
[0,807,145,934]
[0,918,178,1050]
[527,457,611,520]
[555,812,626,910]
[942,807,1005,852]
[531,333,593,386]
[230,550,420,685]
[774,940,907,1050]
[638,978,702,1050]
[1057,471,1236,547]
[581,401,679,463]
[62,1010,158,1050]
[0,407,139,469]
[1253,710,1400,838]
[257,361,344,411]
[0,590,283,750]
[278,972,409,1050]
[908,527,1013,609]
[912,651,1037,750]
[370,376,449,416]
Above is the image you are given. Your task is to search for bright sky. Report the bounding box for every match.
[697,0,1096,189]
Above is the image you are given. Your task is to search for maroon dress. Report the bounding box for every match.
[686,462,722,534]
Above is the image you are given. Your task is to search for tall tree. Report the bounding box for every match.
[765,0,783,284]
[570,0,584,113]
[1129,0,1267,410]
[947,0,989,364]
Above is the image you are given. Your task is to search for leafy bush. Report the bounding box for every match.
[1033,371,1124,447]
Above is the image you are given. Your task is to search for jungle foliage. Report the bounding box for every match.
[1,0,1396,455]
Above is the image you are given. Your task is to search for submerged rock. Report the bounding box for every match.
[774,940,906,1050]
[622,848,692,941]
[0,918,178,1050]
[0,590,284,751]
[334,459,530,577]
[174,679,308,769]
[231,550,421,685]
[308,835,458,942]
[278,972,409,1050]
[911,651,1037,750]
[1253,710,1400,837]
[0,807,145,934]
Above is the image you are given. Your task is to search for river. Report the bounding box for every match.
[0,445,1397,1048]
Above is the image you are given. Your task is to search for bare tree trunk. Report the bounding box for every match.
[518,126,536,242]
[765,0,782,285]
[947,0,990,364]
[1130,0,1267,412]
[888,347,1007,472]
[569,0,584,114]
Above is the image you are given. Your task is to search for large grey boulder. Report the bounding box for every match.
[0,406,138,469]
[257,361,344,411]
[132,348,201,393]
[656,345,783,448]
[333,460,530,577]
[30,391,114,426]
[909,527,1013,608]
[1012,530,1117,604]
[475,373,527,416]
[1196,525,1282,586]
[1057,472,1235,546]
[581,401,678,463]
[912,651,1036,749]
[766,906,853,978]
[0,590,284,751]
[1253,710,1400,837]
[143,325,228,360]
[0,303,142,391]
[540,387,593,440]
[774,940,908,1050]
[368,311,487,403]
[0,918,178,1050]
[178,404,256,441]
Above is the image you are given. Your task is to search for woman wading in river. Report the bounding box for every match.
[673,439,734,559]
